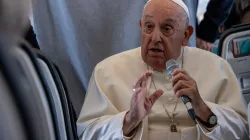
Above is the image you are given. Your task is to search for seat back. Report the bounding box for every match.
[54,64,78,140]
[38,58,67,140]
[34,49,78,140]
[218,23,250,104]
[4,38,79,140]
[12,44,57,140]
[0,0,69,139]
[0,46,28,140]
[0,42,56,140]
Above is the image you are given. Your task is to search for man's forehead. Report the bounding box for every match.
[143,14,178,25]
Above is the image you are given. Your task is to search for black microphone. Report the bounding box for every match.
[166,59,196,123]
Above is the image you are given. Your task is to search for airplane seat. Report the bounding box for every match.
[14,39,79,140]
[218,23,250,138]
[0,44,56,140]
[0,71,27,140]
[0,46,28,140]
[0,0,78,139]
[218,23,250,105]
[32,45,78,140]
[37,54,67,139]
[1,37,79,140]
[12,43,57,140]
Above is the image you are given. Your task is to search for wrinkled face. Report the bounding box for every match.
[140,0,192,70]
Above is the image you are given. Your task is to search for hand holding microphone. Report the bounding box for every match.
[166,60,212,123]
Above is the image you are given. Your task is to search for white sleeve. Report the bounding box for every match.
[198,61,249,140]
[77,69,143,140]
[78,111,126,139]
[198,102,249,140]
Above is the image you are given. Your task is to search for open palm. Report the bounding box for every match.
[123,71,163,136]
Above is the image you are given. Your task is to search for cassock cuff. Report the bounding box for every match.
[197,101,222,139]
[197,120,219,133]
[123,134,136,140]
[123,123,142,140]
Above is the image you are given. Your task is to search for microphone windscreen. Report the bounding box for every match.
[166,59,179,77]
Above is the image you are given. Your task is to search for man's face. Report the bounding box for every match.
[140,0,191,70]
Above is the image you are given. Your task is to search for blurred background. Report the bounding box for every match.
[197,0,210,23]
[1,0,250,139]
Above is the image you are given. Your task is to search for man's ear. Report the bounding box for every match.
[139,19,142,28]
[182,26,194,46]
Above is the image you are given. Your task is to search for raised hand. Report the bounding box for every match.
[123,71,163,136]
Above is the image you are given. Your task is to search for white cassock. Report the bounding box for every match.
[77,47,249,140]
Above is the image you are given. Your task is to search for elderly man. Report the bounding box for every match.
[77,0,248,139]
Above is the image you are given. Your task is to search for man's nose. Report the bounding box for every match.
[152,28,162,43]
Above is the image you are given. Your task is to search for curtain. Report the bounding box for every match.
[31,0,197,115]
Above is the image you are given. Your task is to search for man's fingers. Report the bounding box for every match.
[173,80,190,93]
[144,90,163,112]
[133,88,142,96]
[135,71,152,88]
[172,68,188,76]
[175,88,193,98]
[135,75,144,88]
[141,74,149,88]
[171,70,192,88]
[145,70,153,76]
[147,90,164,105]
[172,72,190,86]
[143,71,153,87]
